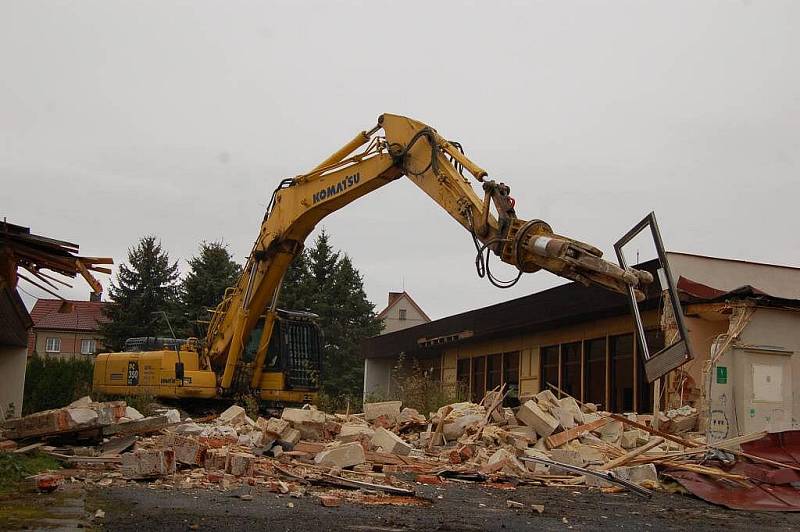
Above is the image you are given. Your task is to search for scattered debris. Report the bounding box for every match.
[2,389,798,513]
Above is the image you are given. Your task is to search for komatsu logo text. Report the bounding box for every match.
[312,173,360,204]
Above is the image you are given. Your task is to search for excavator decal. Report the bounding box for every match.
[312,172,360,204]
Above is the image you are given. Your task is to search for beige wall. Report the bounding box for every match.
[441,310,661,410]
[669,252,800,299]
[0,345,27,419]
[381,295,429,334]
[32,329,104,357]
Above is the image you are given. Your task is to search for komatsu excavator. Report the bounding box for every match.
[93,114,655,404]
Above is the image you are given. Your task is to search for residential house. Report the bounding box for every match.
[364,291,430,398]
[28,298,108,358]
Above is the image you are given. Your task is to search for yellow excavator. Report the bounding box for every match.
[93,114,654,404]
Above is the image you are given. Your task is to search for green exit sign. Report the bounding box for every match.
[716,366,728,384]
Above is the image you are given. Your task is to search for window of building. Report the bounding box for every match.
[45,337,61,353]
[610,333,634,412]
[486,353,502,391]
[471,356,486,402]
[561,342,581,399]
[503,351,520,406]
[80,339,97,355]
[583,338,606,406]
[398,309,407,320]
[540,345,559,394]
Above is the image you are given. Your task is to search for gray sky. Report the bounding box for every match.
[3,1,798,319]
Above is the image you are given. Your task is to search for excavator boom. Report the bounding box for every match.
[202,113,653,394]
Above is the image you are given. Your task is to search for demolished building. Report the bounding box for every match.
[362,252,800,439]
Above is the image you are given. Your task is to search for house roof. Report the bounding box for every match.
[30,298,108,332]
[362,259,665,360]
[376,291,431,322]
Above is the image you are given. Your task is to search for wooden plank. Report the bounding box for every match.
[608,413,701,448]
[598,437,665,471]
[545,416,611,449]
[12,442,45,454]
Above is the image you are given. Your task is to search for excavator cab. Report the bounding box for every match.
[243,310,322,400]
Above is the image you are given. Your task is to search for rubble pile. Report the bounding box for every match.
[1,389,790,510]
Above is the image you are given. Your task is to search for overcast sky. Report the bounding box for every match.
[3,1,798,319]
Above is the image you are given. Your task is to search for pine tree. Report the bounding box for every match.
[181,241,242,336]
[279,230,381,402]
[100,236,181,351]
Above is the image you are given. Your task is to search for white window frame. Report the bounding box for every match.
[399,309,407,320]
[45,337,61,353]
[80,339,96,355]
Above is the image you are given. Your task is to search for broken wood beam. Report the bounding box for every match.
[608,413,701,448]
[318,473,415,496]
[545,416,611,449]
[599,437,665,471]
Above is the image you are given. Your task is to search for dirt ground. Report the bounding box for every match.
[82,481,800,532]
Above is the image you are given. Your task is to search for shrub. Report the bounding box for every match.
[23,355,94,415]
[368,354,469,415]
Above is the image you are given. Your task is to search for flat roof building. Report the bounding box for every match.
[362,252,800,440]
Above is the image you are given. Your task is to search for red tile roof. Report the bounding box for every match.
[29,299,109,332]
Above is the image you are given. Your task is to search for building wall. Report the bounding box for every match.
[363,357,396,399]
[0,345,27,419]
[437,310,662,411]
[706,307,800,440]
[381,295,429,334]
[669,253,800,299]
[31,328,104,358]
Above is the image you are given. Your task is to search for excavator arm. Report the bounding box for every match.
[204,114,653,394]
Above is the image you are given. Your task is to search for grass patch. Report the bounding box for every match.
[0,452,62,496]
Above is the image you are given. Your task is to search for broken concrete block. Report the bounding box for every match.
[68,396,93,408]
[516,400,559,437]
[549,404,575,430]
[67,408,99,426]
[280,428,301,446]
[484,448,526,476]
[281,408,326,425]
[218,405,245,426]
[595,420,623,444]
[576,444,604,464]
[443,413,483,441]
[364,401,402,424]
[167,434,207,466]
[523,448,550,474]
[508,425,537,443]
[586,463,658,488]
[337,423,375,443]
[371,427,412,456]
[121,449,176,479]
[124,406,144,421]
[581,402,598,413]
[227,452,256,477]
[398,407,426,424]
[557,397,585,425]
[281,408,325,440]
[314,442,366,469]
[165,409,181,424]
[535,389,559,406]
[620,430,639,450]
[549,448,585,474]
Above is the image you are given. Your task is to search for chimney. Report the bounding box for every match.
[388,291,403,307]
[89,292,102,302]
